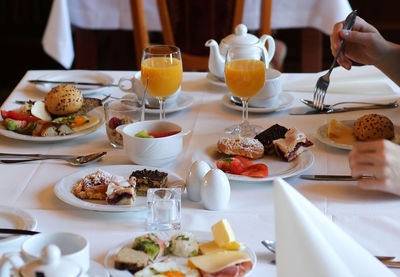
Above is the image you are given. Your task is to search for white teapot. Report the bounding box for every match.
[205,24,275,80]
[0,245,84,277]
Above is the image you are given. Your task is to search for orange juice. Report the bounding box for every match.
[141,57,183,98]
[225,60,266,98]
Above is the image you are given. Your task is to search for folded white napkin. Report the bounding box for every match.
[283,65,400,95]
[274,178,396,277]
[42,0,74,69]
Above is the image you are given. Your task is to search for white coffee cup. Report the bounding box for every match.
[21,232,90,273]
[118,72,181,107]
[248,68,282,108]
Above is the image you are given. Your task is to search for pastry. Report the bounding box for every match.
[353,114,394,141]
[129,169,168,196]
[273,128,313,161]
[45,85,84,116]
[254,124,288,154]
[114,248,149,274]
[217,136,264,159]
[106,181,136,205]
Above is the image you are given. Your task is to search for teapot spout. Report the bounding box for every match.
[205,39,225,80]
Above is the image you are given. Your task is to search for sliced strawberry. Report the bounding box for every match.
[216,157,245,175]
[241,164,268,178]
[235,155,255,168]
[148,130,180,138]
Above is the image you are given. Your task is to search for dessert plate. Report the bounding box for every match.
[88,261,110,277]
[206,72,227,88]
[34,71,114,95]
[222,93,294,113]
[145,94,195,114]
[104,230,256,277]
[316,120,400,150]
[0,206,37,246]
[192,145,314,182]
[54,165,184,212]
[0,109,104,142]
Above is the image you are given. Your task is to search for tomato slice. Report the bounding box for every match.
[216,157,245,175]
[241,164,268,178]
[234,155,254,168]
[1,110,39,122]
[148,130,180,138]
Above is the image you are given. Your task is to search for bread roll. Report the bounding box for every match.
[45,85,83,115]
[353,114,394,141]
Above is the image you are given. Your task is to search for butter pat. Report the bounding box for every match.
[211,219,238,249]
[199,241,221,254]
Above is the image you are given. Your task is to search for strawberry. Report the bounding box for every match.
[148,130,180,138]
[241,164,269,178]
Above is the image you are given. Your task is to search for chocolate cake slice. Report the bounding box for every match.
[129,169,168,196]
[254,124,288,154]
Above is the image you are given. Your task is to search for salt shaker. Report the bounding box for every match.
[186,161,211,202]
[201,169,230,210]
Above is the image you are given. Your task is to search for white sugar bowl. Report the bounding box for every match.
[186,161,211,202]
[201,169,230,211]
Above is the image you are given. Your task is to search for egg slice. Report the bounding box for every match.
[134,260,200,277]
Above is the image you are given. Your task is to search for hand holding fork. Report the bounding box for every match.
[313,10,357,110]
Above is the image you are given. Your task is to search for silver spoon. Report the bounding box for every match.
[261,240,396,262]
[0,152,107,166]
[300,98,398,112]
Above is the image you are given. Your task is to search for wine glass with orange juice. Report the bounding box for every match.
[141,45,183,120]
[224,46,266,137]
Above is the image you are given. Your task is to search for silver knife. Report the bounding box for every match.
[29,79,118,87]
[301,175,358,181]
[381,261,400,268]
[290,104,398,115]
[0,228,40,235]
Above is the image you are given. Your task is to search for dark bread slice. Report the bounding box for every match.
[114,248,149,274]
[71,97,102,116]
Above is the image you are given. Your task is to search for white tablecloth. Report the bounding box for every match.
[42,0,352,68]
[1,66,400,276]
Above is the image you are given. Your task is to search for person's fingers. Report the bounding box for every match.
[330,22,344,54]
[352,140,386,153]
[349,152,387,166]
[340,29,373,46]
[357,177,385,191]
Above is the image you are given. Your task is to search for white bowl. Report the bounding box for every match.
[117,120,190,167]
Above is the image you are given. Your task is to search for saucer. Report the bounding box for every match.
[206,72,227,88]
[222,92,294,113]
[145,93,194,114]
[88,260,109,277]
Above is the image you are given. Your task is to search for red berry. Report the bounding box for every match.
[108,117,123,129]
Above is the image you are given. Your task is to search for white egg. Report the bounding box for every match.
[186,161,211,202]
[134,260,200,277]
[201,168,230,211]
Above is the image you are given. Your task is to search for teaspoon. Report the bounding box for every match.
[0,152,107,166]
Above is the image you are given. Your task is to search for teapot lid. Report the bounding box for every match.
[20,245,82,277]
[221,24,259,46]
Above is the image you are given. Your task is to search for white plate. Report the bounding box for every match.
[0,206,37,245]
[0,109,104,142]
[145,94,195,114]
[88,260,110,277]
[222,93,294,113]
[104,230,256,277]
[193,144,314,182]
[34,71,114,95]
[316,120,400,151]
[206,72,227,88]
[54,165,184,212]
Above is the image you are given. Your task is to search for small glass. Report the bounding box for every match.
[146,188,181,231]
[104,99,142,148]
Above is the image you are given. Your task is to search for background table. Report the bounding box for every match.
[1,67,400,276]
[42,0,352,69]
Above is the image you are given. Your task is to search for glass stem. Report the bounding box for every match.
[241,97,249,124]
[158,97,166,120]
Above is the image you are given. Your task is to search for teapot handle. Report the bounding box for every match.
[0,252,25,277]
[262,35,276,66]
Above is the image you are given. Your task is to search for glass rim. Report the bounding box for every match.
[104,99,141,112]
[143,45,181,56]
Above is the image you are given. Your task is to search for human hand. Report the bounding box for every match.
[348,139,400,196]
[330,16,389,70]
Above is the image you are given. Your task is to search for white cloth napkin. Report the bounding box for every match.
[274,178,396,277]
[283,65,400,95]
[42,0,74,69]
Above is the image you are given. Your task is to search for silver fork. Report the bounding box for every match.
[313,10,357,110]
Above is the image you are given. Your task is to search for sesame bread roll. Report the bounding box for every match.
[353,114,394,141]
[45,85,84,116]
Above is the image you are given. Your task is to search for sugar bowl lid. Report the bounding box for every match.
[221,24,260,46]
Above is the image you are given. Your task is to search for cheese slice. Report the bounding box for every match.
[188,251,251,273]
[211,219,236,248]
[327,119,356,143]
[199,241,222,254]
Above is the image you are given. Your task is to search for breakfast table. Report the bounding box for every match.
[1,66,400,276]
